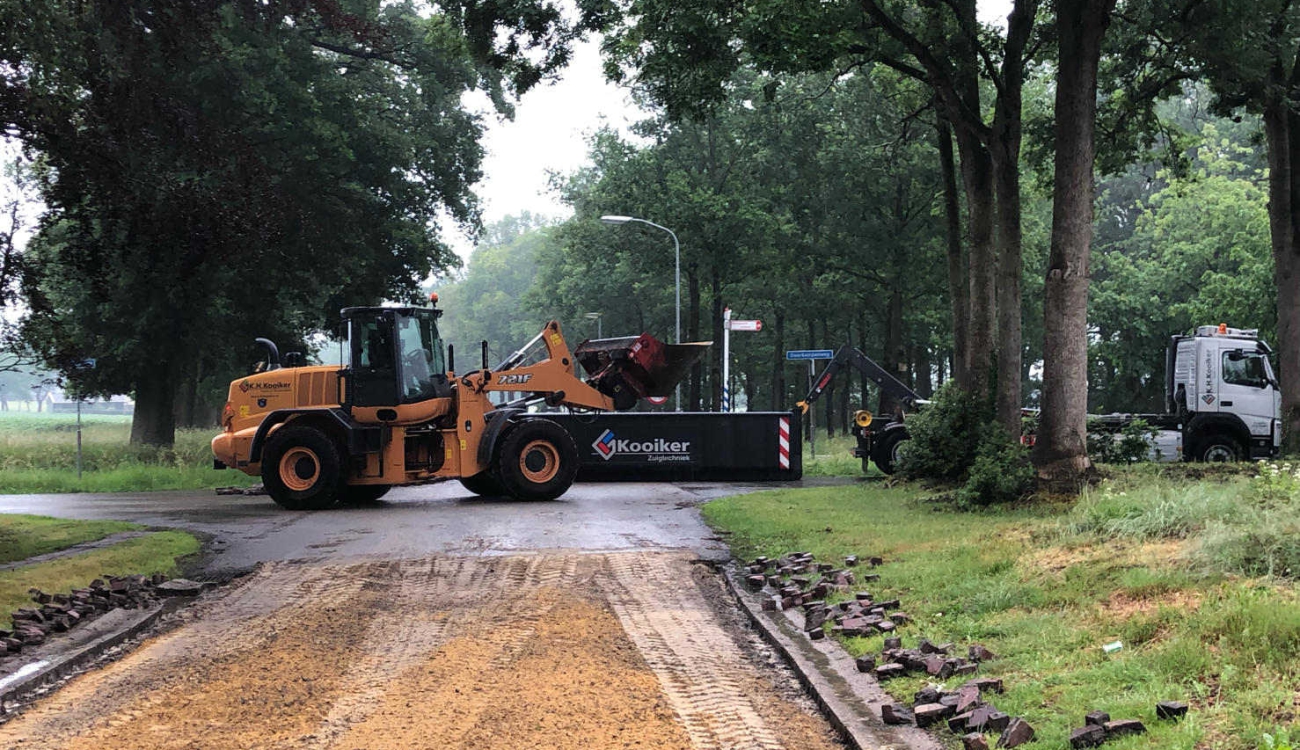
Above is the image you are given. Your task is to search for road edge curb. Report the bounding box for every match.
[721,564,942,750]
[0,598,183,712]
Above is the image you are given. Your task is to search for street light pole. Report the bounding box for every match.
[584,311,603,339]
[600,215,682,411]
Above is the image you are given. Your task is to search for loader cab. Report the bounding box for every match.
[343,307,450,407]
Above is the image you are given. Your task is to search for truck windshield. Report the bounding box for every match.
[395,311,447,403]
[1222,351,1272,388]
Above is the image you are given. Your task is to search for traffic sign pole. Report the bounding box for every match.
[722,308,730,412]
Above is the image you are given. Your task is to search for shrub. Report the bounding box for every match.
[898,385,1032,506]
[955,424,1035,507]
[897,383,990,481]
[1087,418,1157,464]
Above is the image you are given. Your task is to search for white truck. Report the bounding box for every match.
[1090,324,1280,462]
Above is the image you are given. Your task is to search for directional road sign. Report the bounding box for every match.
[785,349,835,361]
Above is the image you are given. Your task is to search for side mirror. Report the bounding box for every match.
[1227,349,1246,362]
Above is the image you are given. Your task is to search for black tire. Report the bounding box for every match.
[340,485,391,505]
[495,418,579,501]
[871,429,909,475]
[459,471,505,497]
[1191,434,1244,463]
[261,425,344,510]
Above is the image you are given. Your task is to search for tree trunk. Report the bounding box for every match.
[990,0,1035,436]
[771,310,786,410]
[881,286,908,416]
[1034,0,1114,483]
[131,372,177,446]
[956,130,998,402]
[916,344,934,398]
[1265,98,1300,452]
[688,264,702,411]
[991,138,1023,437]
[937,112,970,389]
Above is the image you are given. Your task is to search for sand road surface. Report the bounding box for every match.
[0,552,842,750]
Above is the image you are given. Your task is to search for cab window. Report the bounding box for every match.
[395,312,448,403]
[1222,351,1271,388]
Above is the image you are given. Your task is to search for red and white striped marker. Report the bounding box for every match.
[778,416,791,469]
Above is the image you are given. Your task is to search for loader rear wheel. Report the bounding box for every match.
[459,471,505,497]
[262,425,344,510]
[496,419,578,501]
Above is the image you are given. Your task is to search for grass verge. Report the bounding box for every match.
[0,515,140,565]
[0,412,256,493]
[0,530,201,624]
[703,478,1300,750]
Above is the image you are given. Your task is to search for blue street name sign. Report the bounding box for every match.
[785,349,835,361]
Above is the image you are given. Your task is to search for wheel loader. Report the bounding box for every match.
[211,298,706,509]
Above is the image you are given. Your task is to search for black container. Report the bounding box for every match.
[546,411,802,482]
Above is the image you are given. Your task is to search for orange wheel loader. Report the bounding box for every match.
[211,298,706,509]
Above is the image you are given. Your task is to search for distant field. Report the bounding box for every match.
[0,412,257,494]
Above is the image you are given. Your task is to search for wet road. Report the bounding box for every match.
[0,481,815,574]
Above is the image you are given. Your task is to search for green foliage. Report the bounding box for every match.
[1089,117,1274,413]
[897,383,989,481]
[956,425,1035,507]
[1087,419,1157,464]
[0,0,593,445]
[1263,729,1295,750]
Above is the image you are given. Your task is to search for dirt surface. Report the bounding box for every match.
[0,552,843,750]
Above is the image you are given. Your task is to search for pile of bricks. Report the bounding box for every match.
[865,641,1036,749]
[1,574,175,656]
[745,551,1189,748]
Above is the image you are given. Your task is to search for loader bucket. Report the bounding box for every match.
[574,334,711,410]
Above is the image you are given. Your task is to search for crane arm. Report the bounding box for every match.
[796,346,921,414]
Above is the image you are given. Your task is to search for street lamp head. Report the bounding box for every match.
[600,215,633,225]
[584,312,602,320]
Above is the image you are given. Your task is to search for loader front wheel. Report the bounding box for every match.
[459,471,505,497]
[496,419,579,501]
[262,425,344,510]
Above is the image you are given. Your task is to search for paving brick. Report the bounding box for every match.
[962,733,990,750]
[883,636,903,650]
[915,702,955,728]
[1103,719,1146,737]
[1069,725,1106,748]
[996,718,1035,748]
[956,686,981,714]
[1084,710,1110,726]
[969,643,997,662]
[875,663,907,680]
[913,685,941,705]
[1156,701,1189,720]
[854,654,876,672]
[882,704,914,725]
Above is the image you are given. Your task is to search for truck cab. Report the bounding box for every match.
[1167,324,1281,461]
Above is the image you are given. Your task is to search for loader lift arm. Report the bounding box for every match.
[794,345,920,476]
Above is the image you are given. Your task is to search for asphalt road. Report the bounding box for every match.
[0,480,831,574]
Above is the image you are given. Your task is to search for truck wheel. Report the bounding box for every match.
[495,419,579,501]
[341,485,390,505]
[1193,435,1243,463]
[871,429,909,475]
[261,425,344,510]
[459,471,505,497]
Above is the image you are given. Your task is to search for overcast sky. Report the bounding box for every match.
[446,36,644,260]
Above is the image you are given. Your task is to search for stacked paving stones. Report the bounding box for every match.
[1,574,200,656]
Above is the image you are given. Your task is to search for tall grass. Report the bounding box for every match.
[0,413,255,493]
[1063,464,1300,579]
